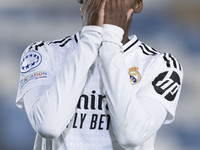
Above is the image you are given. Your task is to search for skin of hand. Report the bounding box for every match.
[104,0,133,44]
[104,0,133,31]
[80,0,107,27]
[78,0,143,44]
[104,0,143,44]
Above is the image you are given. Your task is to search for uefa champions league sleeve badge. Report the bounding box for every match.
[128,66,141,85]
[21,51,42,73]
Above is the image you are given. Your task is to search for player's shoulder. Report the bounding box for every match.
[137,40,183,73]
[23,32,80,55]
[20,32,80,73]
[124,35,161,58]
[158,52,183,72]
[47,32,80,50]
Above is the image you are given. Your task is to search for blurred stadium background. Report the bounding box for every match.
[0,0,200,149]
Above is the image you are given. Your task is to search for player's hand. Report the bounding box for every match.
[81,0,107,27]
[104,0,133,31]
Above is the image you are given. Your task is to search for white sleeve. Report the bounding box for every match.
[20,26,103,139]
[137,53,183,124]
[99,24,168,148]
[16,42,55,109]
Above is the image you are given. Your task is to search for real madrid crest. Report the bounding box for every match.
[128,66,141,85]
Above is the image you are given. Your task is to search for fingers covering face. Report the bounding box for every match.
[99,0,107,13]
[105,0,125,10]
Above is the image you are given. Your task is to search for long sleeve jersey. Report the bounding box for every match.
[16,25,183,150]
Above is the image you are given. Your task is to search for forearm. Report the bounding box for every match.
[99,25,166,147]
[24,26,103,139]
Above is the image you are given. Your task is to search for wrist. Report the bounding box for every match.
[81,26,103,36]
[102,24,124,48]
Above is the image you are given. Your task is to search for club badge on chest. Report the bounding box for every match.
[128,66,141,85]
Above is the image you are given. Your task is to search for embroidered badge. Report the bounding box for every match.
[21,51,42,73]
[128,66,141,85]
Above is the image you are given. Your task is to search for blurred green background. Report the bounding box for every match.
[0,0,200,149]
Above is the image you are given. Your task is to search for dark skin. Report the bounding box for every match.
[78,0,143,45]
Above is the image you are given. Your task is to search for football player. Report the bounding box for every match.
[16,0,183,149]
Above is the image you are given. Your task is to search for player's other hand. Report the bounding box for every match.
[104,0,133,31]
[81,0,107,27]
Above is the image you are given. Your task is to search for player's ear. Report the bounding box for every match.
[133,0,143,14]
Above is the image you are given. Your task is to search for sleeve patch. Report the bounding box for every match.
[20,70,48,89]
[21,51,42,73]
[152,71,181,101]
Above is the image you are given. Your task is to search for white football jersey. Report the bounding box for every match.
[16,26,183,150]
